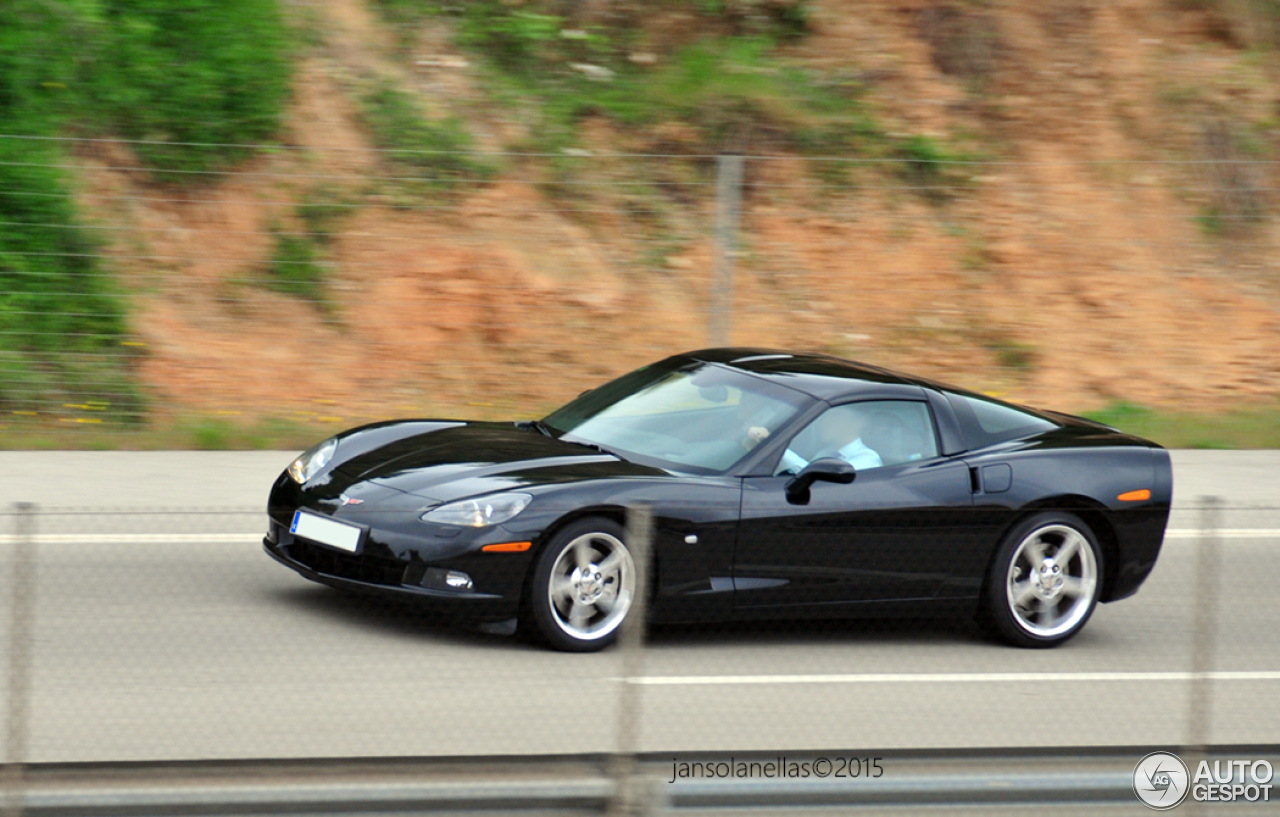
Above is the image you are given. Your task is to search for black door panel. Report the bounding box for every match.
[734,459,974,608]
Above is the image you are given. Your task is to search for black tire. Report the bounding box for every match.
[979,511,1104,649]
[527,517,636,652]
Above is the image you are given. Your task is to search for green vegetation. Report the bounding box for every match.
[358,82,495,192]
[1,2,139,424]
[1,0,294,427]
[261,187,360,313]
[265,227,328,307]
[1083,401,1280,449]
[369,0,979,212]
[518,35,881,158]
[371,2,874,154]
[297,185,357,242]
[0,414,326,451]
[895,135,974,203]
[91,0,292,176]
[627,38,877,152]
[1194,206,1226,235]
[456,4,565,72]
[984,335,1038,374]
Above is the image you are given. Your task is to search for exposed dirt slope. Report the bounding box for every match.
[77,0,1280,429]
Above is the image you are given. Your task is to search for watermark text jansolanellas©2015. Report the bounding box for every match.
[669,756,883,783]
[1134,752,1273,810]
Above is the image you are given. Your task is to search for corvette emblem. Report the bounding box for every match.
[338,495,364,506]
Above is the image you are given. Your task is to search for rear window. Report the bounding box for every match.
[945,392,1058,450]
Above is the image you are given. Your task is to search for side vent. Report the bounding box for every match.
[969,466,981,493]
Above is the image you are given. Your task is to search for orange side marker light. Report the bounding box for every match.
[1118,489,1151,502]
[481,541,533,553]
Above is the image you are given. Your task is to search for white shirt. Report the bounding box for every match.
[776,437,882,476]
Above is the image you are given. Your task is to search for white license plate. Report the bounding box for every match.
[290,510,363,553]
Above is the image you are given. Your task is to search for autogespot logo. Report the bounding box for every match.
[1134,752,1190,810]
[1133,751,1276,808]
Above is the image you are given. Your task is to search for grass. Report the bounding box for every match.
[297,185,357,243]
[373,2,883,159]
[357,82,495,192]
[7,401,1277,451]
[1082,401,1280,449]
[522,36,884,157]
[0,415,331,452]
[264,227,329,309]
[260,187,358,313]
[369,1,975,207]
[895,134,983,204]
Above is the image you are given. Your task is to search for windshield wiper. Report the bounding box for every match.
[564,436,623,459]
[518,420,557,438]
[522,422,623,459]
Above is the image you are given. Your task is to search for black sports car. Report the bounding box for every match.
[264,349,1172,651]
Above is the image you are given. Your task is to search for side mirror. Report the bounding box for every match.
[785,457,855,505]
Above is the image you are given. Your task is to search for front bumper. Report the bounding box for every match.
[263,515,526,622]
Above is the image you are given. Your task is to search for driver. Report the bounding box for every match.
[777,407,882,475]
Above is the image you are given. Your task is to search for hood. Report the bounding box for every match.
[322,421,666,502]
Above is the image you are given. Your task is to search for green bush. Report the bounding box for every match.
[0,137,145,422]
[91,0,293,176]
[0,3,141,422]
[265,227,328,306]
[456,2,562,72]
[0,0,295,426]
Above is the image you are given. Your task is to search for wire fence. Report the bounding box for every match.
[4,133,1280,432]
[2,499,1279,814]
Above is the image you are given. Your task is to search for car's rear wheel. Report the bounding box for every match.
[981,512,1103,648]
[528,518,636,652]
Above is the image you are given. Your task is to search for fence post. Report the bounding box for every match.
[3,503,36,817]
[708,153,744,347]
[609,504,658,816]
[1183,494,1221,813]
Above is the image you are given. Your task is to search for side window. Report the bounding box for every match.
[774,400,940,476]
[944,391,1058,450]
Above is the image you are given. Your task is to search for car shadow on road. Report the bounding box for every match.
[269,584,536,650]
[647,615,994,649]
[271,583,1006,652]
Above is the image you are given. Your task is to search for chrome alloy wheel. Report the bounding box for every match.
[1005,524,1098,638]
[546,532,635,641]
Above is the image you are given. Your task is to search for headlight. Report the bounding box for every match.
[420,493,532,527]
[287,438,337,484]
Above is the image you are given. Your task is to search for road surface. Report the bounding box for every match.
[0,450,1276,762]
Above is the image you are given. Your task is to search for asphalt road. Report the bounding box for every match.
[0,450,1277,763]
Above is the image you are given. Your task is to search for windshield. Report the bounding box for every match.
[543,360,810,473]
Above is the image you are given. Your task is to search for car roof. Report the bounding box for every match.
[683,348,932,402]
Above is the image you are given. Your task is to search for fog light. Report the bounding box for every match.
[444,570,474,591]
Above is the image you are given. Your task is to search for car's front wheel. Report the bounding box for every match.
[528,518,636,652]
[981,512,1103,648]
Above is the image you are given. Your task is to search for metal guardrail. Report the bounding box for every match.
[4,748,1279,815]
